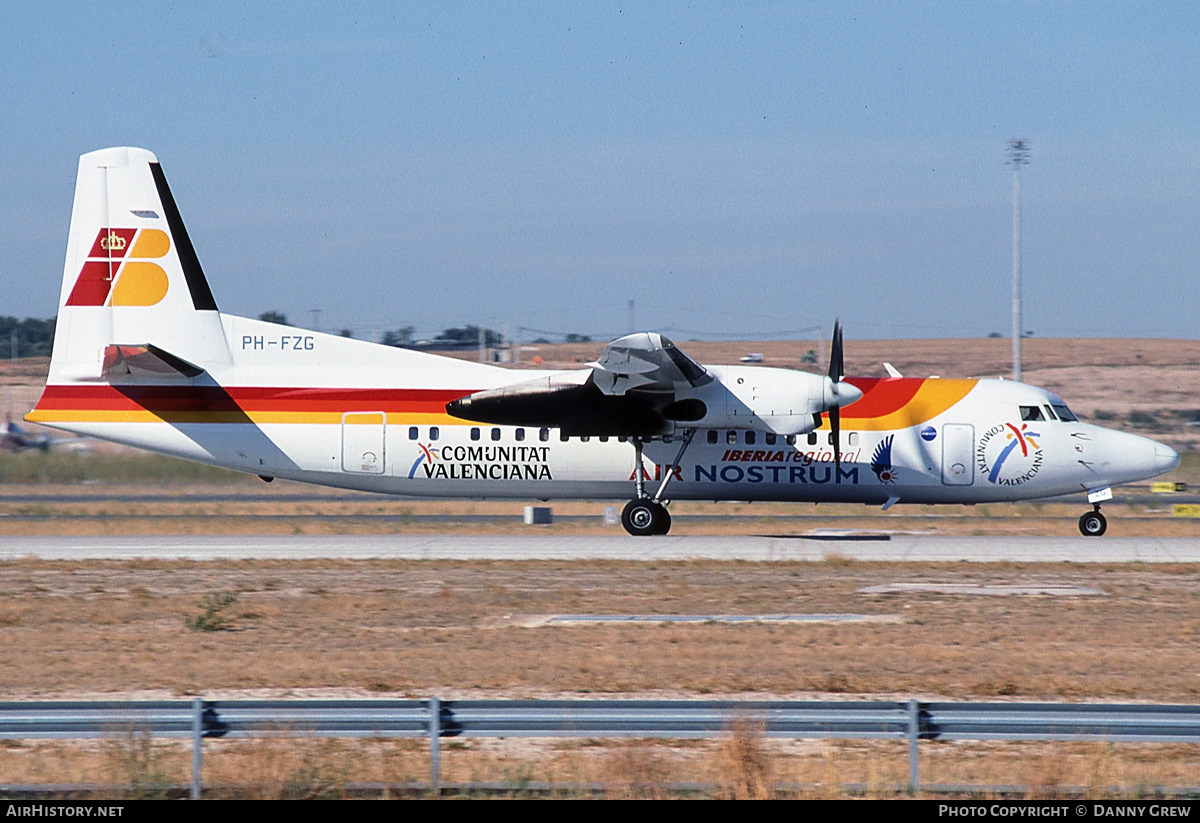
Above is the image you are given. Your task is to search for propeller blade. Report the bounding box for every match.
[828,319,844,383]
[827,320,844,474]
[831,405,840,475]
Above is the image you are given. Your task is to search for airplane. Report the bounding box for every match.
[2,414,76,453]
[26,147,1181,537]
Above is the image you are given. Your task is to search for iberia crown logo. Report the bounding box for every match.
[65,228,171,307]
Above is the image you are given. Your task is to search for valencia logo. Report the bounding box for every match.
[977,422,1043,486]
[65,228,171,307]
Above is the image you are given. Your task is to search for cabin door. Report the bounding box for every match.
[342,411,386,474]
[941,424,974,485]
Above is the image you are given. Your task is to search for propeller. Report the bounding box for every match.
[828,320,844,474]
[823,320,862,476]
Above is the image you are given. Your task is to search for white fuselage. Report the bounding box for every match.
[31,318,1178,508]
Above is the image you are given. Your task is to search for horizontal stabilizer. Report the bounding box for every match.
[101,344,205,380]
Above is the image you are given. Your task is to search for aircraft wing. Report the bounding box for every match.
[588,333,712,395]
[447,333,710,436]
[447,332,861,438]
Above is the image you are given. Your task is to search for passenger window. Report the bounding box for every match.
[560,431,570,442]
[539,428,550,442]
[707,430,718,444]
[765,433,776,445]
[827,432,835,446]
[491,428,501,441]
[726,431,737,444]
[470,427,480,441]
[744,431,756,445]
[785,435,796,446]
[408,426,418,440]
[807,432,817,446]
[618,435,628,443]
[1019,405,1045,421]
[429,426,439,441]
[515,428,525,442]
[581,435,590,442]
[848,432,859,446]
[599,435,609,443]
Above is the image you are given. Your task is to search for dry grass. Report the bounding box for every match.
[4,735,1200,798]
[599,741,678,799]
[2,558,1200,701]
[715,717,774,799]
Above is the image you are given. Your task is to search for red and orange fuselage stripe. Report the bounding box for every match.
[29,377,978,431]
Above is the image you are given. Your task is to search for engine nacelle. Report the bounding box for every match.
[674,365,862,435]
[446,363,863,438]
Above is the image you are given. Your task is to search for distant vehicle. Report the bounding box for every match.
[2,415,73,453]
[27,147,1181,537]
[739,353,765,363]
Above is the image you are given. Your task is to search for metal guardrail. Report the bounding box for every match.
[3,699,1200,797]
[923,701,1200,742]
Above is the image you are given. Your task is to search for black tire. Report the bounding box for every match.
[1078,510,1107,537]
[656,507,672,536]
[622,499,670,536]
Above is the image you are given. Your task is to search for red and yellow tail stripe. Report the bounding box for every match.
[28,385,471,427]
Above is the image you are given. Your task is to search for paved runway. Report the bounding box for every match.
[3,533,1200,562]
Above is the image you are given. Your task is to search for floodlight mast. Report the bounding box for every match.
[1007,138,1030,382]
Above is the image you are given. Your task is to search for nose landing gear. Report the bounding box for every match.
[1078,505,1107,537]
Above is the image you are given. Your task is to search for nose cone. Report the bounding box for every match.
[1095,429,1181,485]
[1155,442,1181,475]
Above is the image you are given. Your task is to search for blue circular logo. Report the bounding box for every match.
[920,426,937,442]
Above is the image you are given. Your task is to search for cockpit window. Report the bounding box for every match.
[660,336,710,386]
[1019,405,1045,421]
[1044,405,1058,420]
[1052,404,1078,422]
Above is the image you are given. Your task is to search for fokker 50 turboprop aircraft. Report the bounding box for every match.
[28,148,1181,536]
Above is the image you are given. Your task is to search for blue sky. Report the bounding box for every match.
[3,2,1198,340]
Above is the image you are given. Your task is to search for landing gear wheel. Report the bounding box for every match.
[1078,510,1107,537]
[621,499,671,536]
[656,507,671,536]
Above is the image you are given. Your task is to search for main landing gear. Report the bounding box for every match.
[621,429,696,536]
[621,498,671,537]
[1078,505,1107,537]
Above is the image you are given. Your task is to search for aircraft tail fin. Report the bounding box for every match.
[47,147,230,384]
